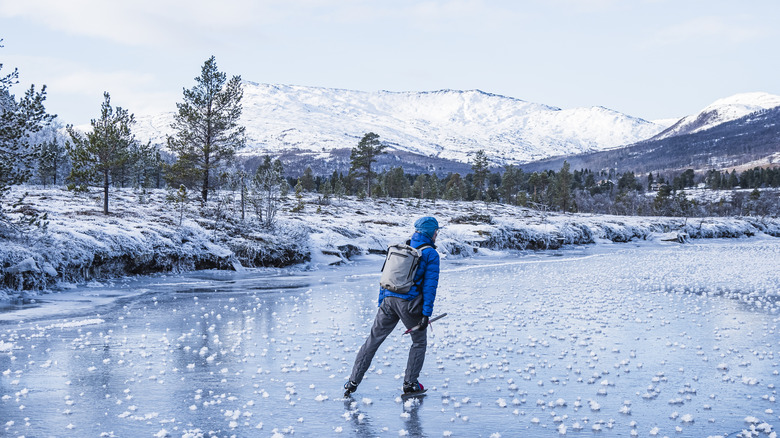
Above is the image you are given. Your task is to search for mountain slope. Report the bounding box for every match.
[652,92,780,140]
[521,106,780,174]
[134,82,665,167]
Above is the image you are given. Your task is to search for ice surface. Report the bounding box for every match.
[0,238,778,437]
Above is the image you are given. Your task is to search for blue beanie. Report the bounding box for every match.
[414,216,440,239]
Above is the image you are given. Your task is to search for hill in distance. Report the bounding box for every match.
[522,104,780,175]
[134,82,667,174]
[132,84,780,176]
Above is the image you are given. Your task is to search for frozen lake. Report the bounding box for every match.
[1,238,778,437]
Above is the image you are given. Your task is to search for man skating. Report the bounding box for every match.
[344,216,441,397]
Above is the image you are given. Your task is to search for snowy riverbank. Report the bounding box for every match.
[1,186,779,300]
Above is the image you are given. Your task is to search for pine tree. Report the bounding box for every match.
[334,176,346,201]
[130,141,163,189]
[300,166,316,192]
[728,171,739,189]
[411,174,427,199]
[349,132,387,197]
[444,173,465,201]
[653,184,673,214]
[320,176,333,203]
[528,172,540,202]
[37,137,66,188]
[617,171,639,193]
[429,173,440,204]
[470,149,489,201]
[166,184,189,227]
[500,165,520,205]
[67,92,135,215]
[0,41,54,223]
[167,56,245,203]
[291,178,305,212]
[384,167,409,198]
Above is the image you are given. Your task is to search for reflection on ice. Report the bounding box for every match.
[0,238,778,437]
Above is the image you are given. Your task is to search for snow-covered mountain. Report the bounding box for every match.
[652,92,780,140]
[134,82,666,166]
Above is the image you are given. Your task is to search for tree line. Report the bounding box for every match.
[295,145,779,218]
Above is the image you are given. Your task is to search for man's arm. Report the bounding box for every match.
[421,249,440,316]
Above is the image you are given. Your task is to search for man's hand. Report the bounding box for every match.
[418,315,429,331]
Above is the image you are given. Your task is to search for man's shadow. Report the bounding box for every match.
[402,396,426,437]
[342,396,426,437]
[342,397,377,437]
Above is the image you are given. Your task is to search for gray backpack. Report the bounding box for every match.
[380,243,432,293]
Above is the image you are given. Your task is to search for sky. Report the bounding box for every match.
[1,0,779,126]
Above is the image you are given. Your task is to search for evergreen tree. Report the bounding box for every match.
[300,166,316,192]
[0,41,54,223]
[291,178,305,212]
[37,137,66,188]
[653,184,673,214]
[680,169,695,188]
[444,173,465,201]
[67,92,135,215]
[167,56,245,203]
[528,172,541,202]
[166,184,189,227]
[334,175,346,201]
[470,149,489,201]
[499,165,520,205]
[129,141,163,189]
[584,172,597,192]
[429,173,440,203]
[411,174,428,199]
[571,169,584,190]
[319,176,333,203]
[384,166,410,198]
[349,132,386,197]
[728,171,739,189]
[555,161,573,212]
[617,171,640,193]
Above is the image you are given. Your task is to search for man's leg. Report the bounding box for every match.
[404,325,427,384]
[394,295,428,385]
[349,301,400,385]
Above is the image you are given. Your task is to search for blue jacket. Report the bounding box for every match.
[378,232,440,316]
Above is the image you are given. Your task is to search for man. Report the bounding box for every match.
[344,216,441,397]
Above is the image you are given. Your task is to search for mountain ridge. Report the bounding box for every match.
[520,105,780,175]
[652,92,780,141]
[133,82,665,168]
[130,84,780,175]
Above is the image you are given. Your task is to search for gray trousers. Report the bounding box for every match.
[349,295,427,385]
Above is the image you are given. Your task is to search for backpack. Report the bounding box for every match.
[379,242,433,294]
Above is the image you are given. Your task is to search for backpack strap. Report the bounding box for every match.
[411,243,434,290]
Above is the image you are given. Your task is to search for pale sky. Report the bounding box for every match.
[1,0,778,126]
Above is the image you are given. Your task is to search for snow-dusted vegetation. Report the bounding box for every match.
[1,185,778,301]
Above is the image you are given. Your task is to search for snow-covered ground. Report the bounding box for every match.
[0,237,778,437]
[2,186,779,302]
